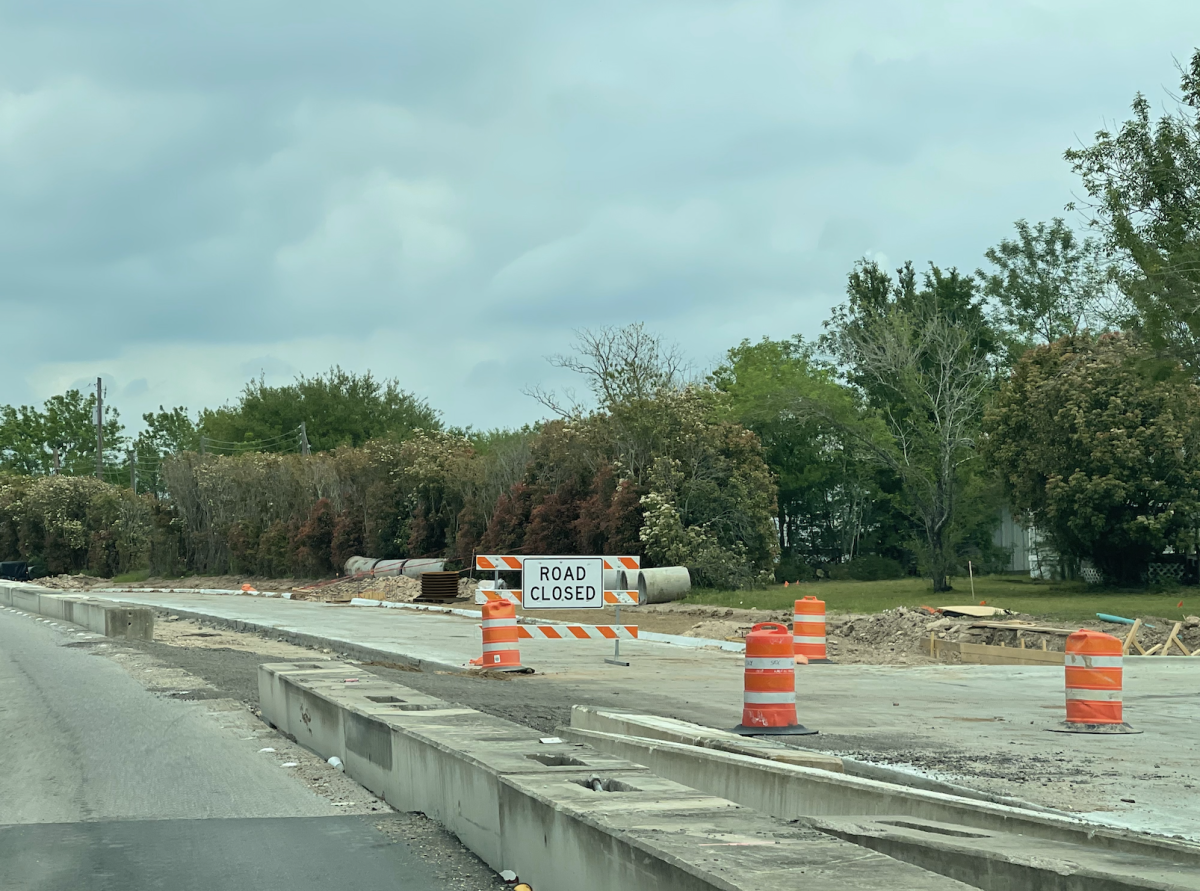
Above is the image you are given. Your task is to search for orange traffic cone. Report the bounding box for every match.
[1049,630,1138,734]
[793,596,831,663]
[479,601,524,671]
[733,622,815,736]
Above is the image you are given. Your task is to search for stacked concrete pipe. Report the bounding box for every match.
[343,556,446,579]
[636,566,691,603]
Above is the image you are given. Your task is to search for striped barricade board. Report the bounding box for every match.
[518,624,638,640]
[476,554,640,572]
[475,587,641,606]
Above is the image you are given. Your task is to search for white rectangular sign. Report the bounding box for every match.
[522,557,604,610]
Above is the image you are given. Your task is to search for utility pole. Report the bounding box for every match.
[128,449,137,494]
[300,422,310,456]
[95,377,104,479]
[52,447,60,475]
[199,435,206,456]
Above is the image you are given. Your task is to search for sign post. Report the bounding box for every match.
[606,600,630,667]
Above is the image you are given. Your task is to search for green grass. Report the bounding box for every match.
[684,574,1199,625]
[110,568,151,584]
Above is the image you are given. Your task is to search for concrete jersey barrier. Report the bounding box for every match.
[257,660,976,891]
[0,583,154,641]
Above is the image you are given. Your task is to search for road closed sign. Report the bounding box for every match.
[522,557,604,610]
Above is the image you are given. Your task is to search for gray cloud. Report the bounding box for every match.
[1,1,1198,429]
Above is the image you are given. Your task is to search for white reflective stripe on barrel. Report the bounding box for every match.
[1065,689,1122,701]
[743,657,795,670]
[482,641,516,653]
[793,614,826,623]
[482,618,517,629]
[792,635,825,644]
[743,691,796,704]
[1064,654,1123,668]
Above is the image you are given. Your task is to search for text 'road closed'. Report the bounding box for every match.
[522,557,604,610]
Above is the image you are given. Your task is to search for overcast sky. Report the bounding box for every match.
[2,2,1197,431]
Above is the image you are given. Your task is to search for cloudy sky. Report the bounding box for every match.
[1,2,1197,431]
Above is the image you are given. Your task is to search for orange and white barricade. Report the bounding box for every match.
[1051,629,1138,734]
[793,596,830,663]
[472,555,642,667]
[476,555,641,573]
[475,587,641,606]
[517,624,638,641]
[733,622,815,736]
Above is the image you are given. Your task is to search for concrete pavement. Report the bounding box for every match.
[0,606,499,890]
[80,587,1200,841]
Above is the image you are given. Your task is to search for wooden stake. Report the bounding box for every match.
[1161,622,1191,657]
[1122,618,1147,656]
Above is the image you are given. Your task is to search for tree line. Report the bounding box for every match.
[5,52,1200,588]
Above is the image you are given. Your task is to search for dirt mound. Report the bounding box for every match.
[34,574,106,591]
[294,573,476,603]
[672,603,1200,664]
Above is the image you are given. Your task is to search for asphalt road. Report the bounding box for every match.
[0,608,492,890]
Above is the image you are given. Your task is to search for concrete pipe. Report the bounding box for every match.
[603,569,627,591]
[343,556,446,579]
[637,566,691,604]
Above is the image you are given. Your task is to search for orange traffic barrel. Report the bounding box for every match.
[733,622,815,736]
[793,596,831,663]
[1049,629,1138,734]
[479,600,524,671]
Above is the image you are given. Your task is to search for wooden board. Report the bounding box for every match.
[968,621,1074,635]
[933,639,1064,666]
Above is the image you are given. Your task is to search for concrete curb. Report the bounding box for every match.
[0,583,154,640]
[145,604,470,675]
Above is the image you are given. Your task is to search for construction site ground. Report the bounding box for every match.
[63,585,1200,844]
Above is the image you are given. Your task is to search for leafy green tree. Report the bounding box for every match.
[712,336,877,574]
[983,333,1200,584]
[819,261,997,591]
[0,389,124,477]
[1065,50,1200,372]
[199,367,440,452]
[978,218,1112,361]
[132,406,200,495]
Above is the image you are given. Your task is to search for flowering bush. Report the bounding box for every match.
[0,474,151,575]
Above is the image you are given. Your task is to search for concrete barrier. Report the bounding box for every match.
[0,583,154,641]
[257,660,971,891]
[559,720,1200,889]
[569,707,1063,810]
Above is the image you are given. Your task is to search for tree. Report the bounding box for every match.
[527,322,687,415]
[978,218,1112,359]
[0,389,124,477]
[132,406,200,495]
[712,336,876,574]
[1065,50,1200,372]
[983,333,1200,584]
[199,367,440,452]
[819,261,996,591]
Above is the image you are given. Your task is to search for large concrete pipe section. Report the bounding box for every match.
[603,568,627,591]
[343,556,445,579]
[637,566,691,604]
